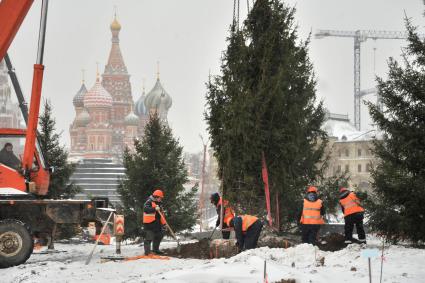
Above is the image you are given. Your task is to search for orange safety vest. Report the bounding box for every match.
[143,201,166,225]
[241,215,258,232]
[300,199,325,225]
[340,192,364,217]
[217,197,235,226]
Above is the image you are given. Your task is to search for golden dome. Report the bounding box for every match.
[110,16,121,31]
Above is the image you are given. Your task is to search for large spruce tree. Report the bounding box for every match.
[118,114,197,238]
[205,0,327,226]
[39,100,80,199]
[366,20,425,243]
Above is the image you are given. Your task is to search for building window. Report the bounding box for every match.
[358,149,362,157]
[358,164,362,172]
[345,149,349,157]
[366,163,371,172]
[338,150,342,157]
[345,164,349,173]
[337,165,341,173]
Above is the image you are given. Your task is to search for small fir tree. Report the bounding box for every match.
[205,0,328,227]
[118,114,197,239]
[366,19,425,243]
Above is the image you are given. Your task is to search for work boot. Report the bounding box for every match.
[153,250,164,255]
[144,241,151,255]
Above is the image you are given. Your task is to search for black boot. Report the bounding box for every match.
[144,240,151,255]
[152,231,164,255]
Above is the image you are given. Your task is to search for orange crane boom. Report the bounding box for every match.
[0,0,34,61]
[0,0,49,193]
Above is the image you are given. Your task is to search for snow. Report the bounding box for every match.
[323,119,375,141]
[2,237,425,283]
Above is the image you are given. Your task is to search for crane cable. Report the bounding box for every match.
[232,0,237,30]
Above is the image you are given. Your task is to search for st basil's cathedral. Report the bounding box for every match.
[69,16,172,160]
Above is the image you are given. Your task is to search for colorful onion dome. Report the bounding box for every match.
[124,111,139,126]
[135,92,147,116]
[75,108,91,127]
[144,79,172,111]
[110,16,121,31]
[83,77,113,108]
[72,83,87,108]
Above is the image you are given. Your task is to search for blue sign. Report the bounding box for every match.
[361,249,379,258]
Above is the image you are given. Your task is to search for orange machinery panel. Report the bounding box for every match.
[0,164,26,192]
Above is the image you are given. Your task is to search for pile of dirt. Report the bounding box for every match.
[317,233,346,251]
[274,279,296,283]
[258,234,299,249]
[163,239,212,259]
[164,239,239,259]
[164,232,347,259]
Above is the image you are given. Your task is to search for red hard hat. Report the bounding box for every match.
[153,189,164,198]
[339,187,348,193]
[307,186,318,193]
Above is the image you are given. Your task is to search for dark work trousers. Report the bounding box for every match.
[243,220,263,250]
[222,223,230,239]
[301,224,321,245]
[144,229,164,255]
[344,212,366,241]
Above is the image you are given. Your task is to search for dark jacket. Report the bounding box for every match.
[215,201,225,227]
[143,196,163,231]
[0,148,21,169]
[233,216,244,248]
[299,192,326,222]
[212,194,227,227]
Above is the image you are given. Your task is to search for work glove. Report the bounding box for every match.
[155,205,161,212]
[215,220,220,227]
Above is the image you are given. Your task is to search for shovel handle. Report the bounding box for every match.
[158,210,178,240]
[208,226,217,240]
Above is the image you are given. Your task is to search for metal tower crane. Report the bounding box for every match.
[315,29,408,130]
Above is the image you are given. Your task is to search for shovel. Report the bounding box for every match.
[208,226,217,241]
[158,210,181,253]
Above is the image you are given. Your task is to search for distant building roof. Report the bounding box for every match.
[323,112,375,142]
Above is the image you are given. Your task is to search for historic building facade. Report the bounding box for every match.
[69,16,172,160]
[323,112,377,191]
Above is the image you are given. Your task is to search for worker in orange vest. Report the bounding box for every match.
[227,215,263,251]
[210,192,235,239]
[299,186,325,245]
[143,189,166,255]
[339,187,366,244]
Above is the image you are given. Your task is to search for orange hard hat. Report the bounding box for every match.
[153,189,164,198]
[339,187,348,193]
[307,186,318,193]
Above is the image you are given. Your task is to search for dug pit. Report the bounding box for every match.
[163,232,347,259]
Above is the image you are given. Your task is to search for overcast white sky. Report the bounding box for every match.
[7,0,424,153]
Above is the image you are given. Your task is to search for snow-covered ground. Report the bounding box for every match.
[2,237,424,283]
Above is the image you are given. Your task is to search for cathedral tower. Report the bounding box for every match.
[101,14,134,154]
